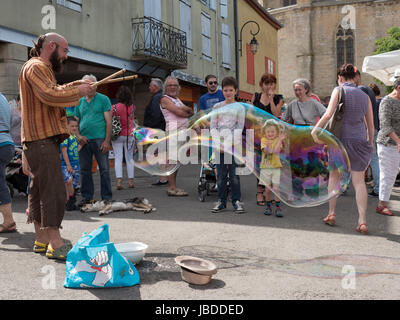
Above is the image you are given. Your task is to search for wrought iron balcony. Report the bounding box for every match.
[132,17,187,70]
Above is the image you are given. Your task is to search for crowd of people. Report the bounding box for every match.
[0,32,399,261]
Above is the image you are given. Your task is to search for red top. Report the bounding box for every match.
[113,103,136,136]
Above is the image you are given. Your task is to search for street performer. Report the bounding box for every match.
[19,33,95,260]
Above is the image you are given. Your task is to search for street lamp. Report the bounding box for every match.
[238,20,260,56]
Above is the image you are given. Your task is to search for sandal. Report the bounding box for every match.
[128,179,135,189]
[33,241,48,253]
[256,192,266,206]
[323,213,336,226]
[0,222,17,233]
[46,242,73,261]
[376,205,394,216]
[168,188,188,197]
[116,178,123,190]
[356,223,368,235]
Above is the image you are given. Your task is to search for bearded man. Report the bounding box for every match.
[19,33,95,260]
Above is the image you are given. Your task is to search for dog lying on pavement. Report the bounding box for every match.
[80,198,156,216]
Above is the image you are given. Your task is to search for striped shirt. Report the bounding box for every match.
[19,57,81,143]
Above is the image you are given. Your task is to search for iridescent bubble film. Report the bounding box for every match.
[133,102,351,208]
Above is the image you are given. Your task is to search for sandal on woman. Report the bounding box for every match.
[167,188,188,197]
[356,223,368,235]
[33,241,48,253]
[323,213,336,226]
[256,192,266,206]
[376,205,394,216]
[0,222,17,233]
[128,179,135,189]
[116,178,123,190]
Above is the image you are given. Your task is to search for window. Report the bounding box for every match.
[221,23,231,68]
[201,12,212,60]
[265,57,276,75]
[180,0,192,51]
[283,0,297,6]
[336,25,354,69]
[220,0,228,18]
[56,0,82,12]
[200,0,216,10]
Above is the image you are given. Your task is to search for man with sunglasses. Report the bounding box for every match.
[198,75,225,111]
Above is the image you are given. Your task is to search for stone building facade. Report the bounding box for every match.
[262,0,400,101]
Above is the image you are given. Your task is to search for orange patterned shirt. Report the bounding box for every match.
[19,57,81,143]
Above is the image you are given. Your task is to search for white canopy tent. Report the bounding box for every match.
[362,49,400,86]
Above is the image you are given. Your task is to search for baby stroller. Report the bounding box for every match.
[6,147,29,198]
[197,160,230,202]
[198,162,217,202]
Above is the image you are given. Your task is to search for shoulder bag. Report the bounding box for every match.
[111,105,122,141]
[324,86,345,138]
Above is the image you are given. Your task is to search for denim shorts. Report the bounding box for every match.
[61,164,80,189]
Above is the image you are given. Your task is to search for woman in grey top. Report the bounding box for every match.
[311,64,374,235]
[375,77,400,216]
[282,79,326,125]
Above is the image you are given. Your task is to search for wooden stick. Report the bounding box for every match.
[91,68,126,87]
[97,75,138,85]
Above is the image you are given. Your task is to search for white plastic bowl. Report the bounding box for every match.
[115,242,148,265]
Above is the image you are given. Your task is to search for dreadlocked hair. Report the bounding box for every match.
[29,35,46,58]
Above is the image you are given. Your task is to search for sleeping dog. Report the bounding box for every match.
[80,198,156,216]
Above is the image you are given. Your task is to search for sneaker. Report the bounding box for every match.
[211,200,226,213]
[368,190,379,198]
[275,206,283,218]
[264,206,272,216]
[233,201,245,214]
[65,196,78,211]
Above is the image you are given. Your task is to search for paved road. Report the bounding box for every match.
[1,164,400,301]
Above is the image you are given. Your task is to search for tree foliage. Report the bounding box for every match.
[374,27,400,55]
[373,27,400,92]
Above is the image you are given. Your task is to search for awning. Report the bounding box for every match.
[362,49,400,86]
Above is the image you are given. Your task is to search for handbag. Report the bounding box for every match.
[111,105,122,141]
[324,86,345,137]
[64,224,140,288]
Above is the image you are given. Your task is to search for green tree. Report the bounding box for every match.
[374,27,400,54]
[373,27,400,92]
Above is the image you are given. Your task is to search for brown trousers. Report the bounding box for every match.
[24,137,66,229]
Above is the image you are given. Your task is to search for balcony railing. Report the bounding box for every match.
[132,17,187,69]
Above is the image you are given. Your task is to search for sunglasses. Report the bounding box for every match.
[208,81,218,85]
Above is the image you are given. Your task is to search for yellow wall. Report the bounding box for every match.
[237,0,279,99]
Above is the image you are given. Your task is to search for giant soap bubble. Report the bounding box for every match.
[132,102,351,208]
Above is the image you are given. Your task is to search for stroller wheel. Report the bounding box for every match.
[198,189,207,202]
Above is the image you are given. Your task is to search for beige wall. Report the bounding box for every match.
[177,0,237,84]
[238,0,280,96]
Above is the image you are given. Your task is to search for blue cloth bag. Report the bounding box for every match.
[64,224,140,288]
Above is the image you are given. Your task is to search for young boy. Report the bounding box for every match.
[259,120,285,217]
[61,117,81,211]
[210,76,245,214]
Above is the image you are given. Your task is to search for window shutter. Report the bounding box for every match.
[221,23,231,68]
[247,44,255,85]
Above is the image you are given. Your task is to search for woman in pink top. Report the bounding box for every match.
[111,86,136,190]
[160,76,194,196]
